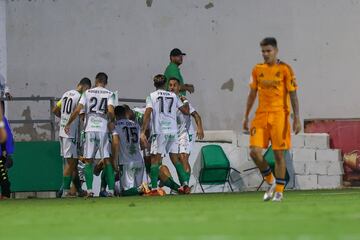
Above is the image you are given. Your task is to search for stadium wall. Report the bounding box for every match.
[0,0,6,87]
[4,0,360,138]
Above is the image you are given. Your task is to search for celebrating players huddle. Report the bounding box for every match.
[53,72,204,198]
[54,37,301,201]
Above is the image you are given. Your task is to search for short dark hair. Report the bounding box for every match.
[168,77,180,83]
[78,77,91,88]
[114,105,126,118]
[95,72,108,85]
[153,74,166,88]
[260,37,277,48]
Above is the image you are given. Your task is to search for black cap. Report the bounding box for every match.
[170,48,186,56]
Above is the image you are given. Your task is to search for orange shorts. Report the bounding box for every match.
[249,111,291,150]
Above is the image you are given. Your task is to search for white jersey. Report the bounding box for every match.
[146,89,183,135]
[59,90,81,138]
[177,103,195,135]
[79,86,115,132]
[113,119,143,164]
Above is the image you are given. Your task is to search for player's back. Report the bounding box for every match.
[80,86,114,132]
[59,89,81,138]
[147,89,181,135]
[115,119,142,165]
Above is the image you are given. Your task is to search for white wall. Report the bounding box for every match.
[4,0,360,138]
[0,0,6,89]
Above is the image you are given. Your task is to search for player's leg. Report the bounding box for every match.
[101,132,115,196]
[0,150,11,198]
[149,135,164,191]
[249,112,276,201]
[63,158,77,197]
[159,165,181,192]
[121,162,146,196]
[269,112,291,201]
[83,132,97,196]
[61,137,78,197]
[169,134,188,187]
[177,132,192,193]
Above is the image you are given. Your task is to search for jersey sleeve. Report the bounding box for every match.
[145,96,153,109]
[108,92,116,107]
[284,65,298,92]
[176,96,184,109]
[56,99,62,108]
[78,92,86,106]
[249,67,258,90]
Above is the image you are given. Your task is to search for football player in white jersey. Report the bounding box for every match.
[140,74,189,196]
[65,72,115,197]
[53,78,91,197]
[111,105,150,196]
[168,77,204,194]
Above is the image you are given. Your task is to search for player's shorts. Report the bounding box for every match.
[250,111,291,150]
[178,131,190,154]
[188,133,196,153]
[150,134,178,156]
[120,161,144,191]
[60,137,78,158]
[83,131,110,159]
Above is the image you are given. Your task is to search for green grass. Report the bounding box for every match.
[0,189,360,240]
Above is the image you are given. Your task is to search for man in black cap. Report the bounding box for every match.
[164,48,194,96]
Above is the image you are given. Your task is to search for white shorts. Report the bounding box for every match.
[150,134,178,156]
[120,161,144,190]
[83,131,110,159]
[178,132,190,154]
[60,137,78,159]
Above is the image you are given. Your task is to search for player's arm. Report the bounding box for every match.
[191,111,204,140]
[243,88,257,132]
[64,104,83,134]
[52,100,62,118]
[178,96,190,115]
[290,91,301,134]
[111,134,120,172]
[286,65,301,134]
[140,107,152,147]
[107,105,115,122]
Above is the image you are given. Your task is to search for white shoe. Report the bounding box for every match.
[263,181,276,201]
[272,192,283,202]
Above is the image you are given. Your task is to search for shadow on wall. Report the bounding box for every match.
[12,106,51,141]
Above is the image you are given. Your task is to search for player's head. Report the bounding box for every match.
[260,37,278,64]
[77,77,92,92]
[153,74,166,89]
[95,72,108,87]
[114,105,126,120]
[122,104,135,120]
[170,48,186,66]
[168,77,180,95]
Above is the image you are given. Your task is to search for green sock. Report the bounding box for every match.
[84,163,94,190]
[150,163,160,189]
[162,177,180,191]
[122,187,141,196]
[100,170,107,191]
[145,161,151,175]
[105,164,115,191]
[174,162,188,185]
[63,175,72,190]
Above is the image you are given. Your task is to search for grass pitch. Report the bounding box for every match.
[0,189,359,240]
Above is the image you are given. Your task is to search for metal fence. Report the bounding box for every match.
[1,97,145,141]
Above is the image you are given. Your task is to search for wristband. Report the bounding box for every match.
[0,121,4,128]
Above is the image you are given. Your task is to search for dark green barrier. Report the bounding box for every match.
[8,141,63,192]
